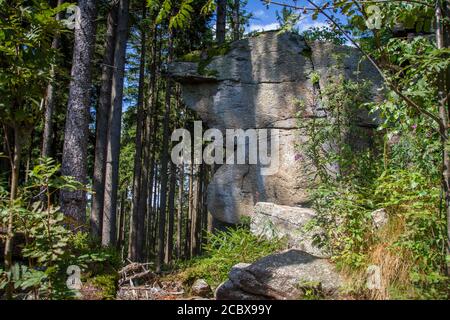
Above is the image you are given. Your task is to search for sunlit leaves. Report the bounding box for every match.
[0,0,65,129]
[148,0,214,30]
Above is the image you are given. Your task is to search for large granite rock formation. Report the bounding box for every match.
[215,249,343,300]
[169,31,381,224]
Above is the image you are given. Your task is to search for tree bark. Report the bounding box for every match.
[41,0,64,159]
[61,0,97,226]
[176,164,184,259]
[184,162,194,259]
[117,189,126,250]
[190,164,201,257]
[436,0,450,275]
[156,31,174,271]
[102,0,129,246]
[4,128,24,299]
[216,0,226,44]
[129,3,148,262]
[165,161,177,264]
[91,4,118,239]
[232,0,240,41]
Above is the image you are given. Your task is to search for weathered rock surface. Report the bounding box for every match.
[215,249,343,300]
[169,31,382,224]
[191,279,212,297]
[251,202,328,257]
[371,208,389,229]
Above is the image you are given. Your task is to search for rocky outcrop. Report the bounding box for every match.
[169,31,382,224]
[251,202,327,257]
[215,249,343,300]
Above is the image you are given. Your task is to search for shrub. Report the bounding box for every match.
[177,226,285,288]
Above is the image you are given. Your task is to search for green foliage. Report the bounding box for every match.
[296,280,323,300]
[89,274,119,300]
[294,25,448,297]
[302,26,346,45]
[296,57,375,184]
[0,0,66,131]
[148,0,215,30]
[179,43,231,76]
[178,226,285,288]
[309,169,448,299]
[0,158,120,299]
[276,6,300,33]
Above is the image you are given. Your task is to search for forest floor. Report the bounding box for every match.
[80,262,210,300]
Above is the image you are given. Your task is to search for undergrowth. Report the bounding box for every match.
[174,226,285,289]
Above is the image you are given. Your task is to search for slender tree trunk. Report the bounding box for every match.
[184,162,194,259]
[61,0,97,226]
[200,164,209,251]
[117,189,126,250]
[140,25,160,262]
[176,164,184,259]
[232,0,240,41]
[91,4,118,239]
[436,0,450,275]
[129,3,148,261]
[4,128,23,299]
[42,0,64,159]
[165,161,177,264]
[191,164,201,257]
[102,0,129,246]
[156,32,174,271]
[216,0,226,44]
[149,165,159,256]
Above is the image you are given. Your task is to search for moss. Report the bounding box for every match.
[296,280,323,300]
[198,43,231,76]
[179,50,202,62]
[90,274,118,300]
[179,43,231,77]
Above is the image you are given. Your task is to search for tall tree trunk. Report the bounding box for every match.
[436,0,450,275]
[176,164,184,259]
[149,164,159,257]
[165,161,177,264]
[117,189,126,250]
[102,0,129,246]
[232,0,240,41]
[200,164,209,251]
[4,128,24,299]
[156,32,174,271]
[42,0,64,159]
[129,3,148,261]
[190,164,201,257]
[91,4,118,239]
[61,0,97,226]
[216,0,226,44]
[184,162,194,259]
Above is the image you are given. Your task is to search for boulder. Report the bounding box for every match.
[169,31,382,224]
[215,249,343,300]
[191,279,212,297]
[251,202,328,257]
[371,208,388,229]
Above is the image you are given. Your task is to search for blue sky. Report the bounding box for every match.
[244,0,330,33]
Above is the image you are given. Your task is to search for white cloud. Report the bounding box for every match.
[253,9,267,19]
[248,22,280,32]
[297,21,328,32]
